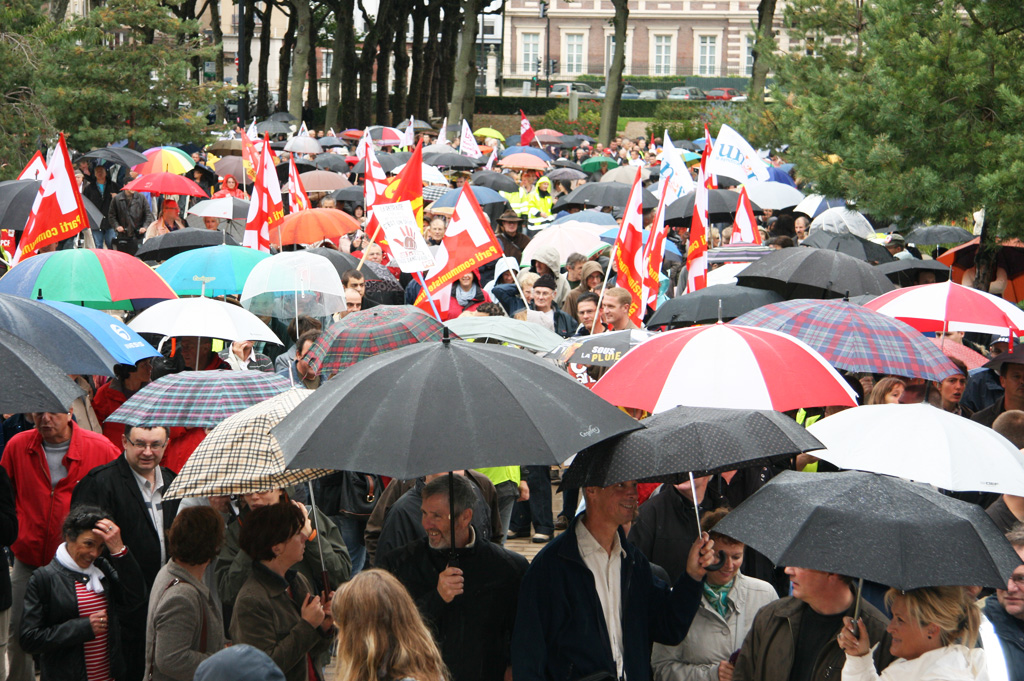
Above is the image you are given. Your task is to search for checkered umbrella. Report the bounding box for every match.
[309,305,446,379]
[731,299,961,382]
[164,388,331,500]
[106,370,293,428]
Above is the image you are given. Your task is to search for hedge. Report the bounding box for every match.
[475,96,664,117]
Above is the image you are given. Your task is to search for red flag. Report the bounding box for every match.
[414,185,503,315]
[240,129,259,169]
[643,182,671,310]
[519,110,536,147]
[686,166,710,293]
[13,133,90,265]
[363,144,393,247]
[244,133,284,252]
[612,166,647,327]
[287,153,311,213]
[17,151,47,181]
[702,124,717,190]
[390,140,424,231]
[729,187,761,245]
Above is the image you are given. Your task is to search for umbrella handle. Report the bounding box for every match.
[306,482,330,591]
[849,577,864,638]
[688,471,726,572]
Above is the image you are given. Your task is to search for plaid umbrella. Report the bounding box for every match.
[164,388,331,500]
[309,305,446,379]
[731,299,961,382]
[106,371,293,428]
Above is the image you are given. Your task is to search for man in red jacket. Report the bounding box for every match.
[1,409,118,681]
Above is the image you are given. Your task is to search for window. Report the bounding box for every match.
[605,34,616,74]
[323,49,333,76]
[745,35,755,76]
[522,33,540,73]
[698,35,717,76]
[565,33,584,74]
[654,35,672,75]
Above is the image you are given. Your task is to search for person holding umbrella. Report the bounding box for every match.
[145,200,188,242]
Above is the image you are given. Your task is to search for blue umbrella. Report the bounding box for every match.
[39,300,160,366]
[766,166,796,187]
[552,209,619,227]
[155,244,271,297]
[430,185,507,209]
[499,146,552,162]
[599,228,682,257]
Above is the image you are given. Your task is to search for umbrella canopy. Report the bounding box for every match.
[284,137,323,155]
[646,284,785,328]
[581,157,619,173]
[600,166,650,184]
[713,470,1020,590]
[471,171,518,193]
[186,196,250,221]
[0,180,100,234]
[931,337,988,370]
[707,262,750,286]
[397,119,433,131]
[330,186,364,203]
[498,153,549,171]
[706,245,774,265]
[313,154,351,172]
[551,209,619,227]
[423,152,481,170]
[799,231,894,264]
[107,370,293,429]
[273,336,643,477]
[546,167,588,182]
[500,147,553,161]
[155,244,270,297]
[309,305,445,379]
[810,207,874,238]
[875,259,951,287]
[317,137,346,149]
[598,227,681,257]
[546,329,654,367]
[297,170,350,192]
[135,146,195,175]
[269,111,298,122]
[270,208,361,246]
[735,247,896,300]
[256,120,292,135]
[905,224,973,245]
[563,407,824,488]
[123,172,209,198]
[741,181,805,210]
[349,154,403,175]
[0,327,84,413]
[207,139,243,157]
[665,189,762,226]
[731,299,961,381]
[793,194,846,218]
[368,126,404,145]
[302,248,383,282]
[164,388,330,500]
[444,316,564,353]
[80,147,149,167]
[864,280,1024,335]
[592,323,859,413]
[128,296,281,345]
[0,249,177,311]
[209,155,249,183]
[241,251,347,319]
[555,182,658,210]
[277,159,316,183]
[473,127,505,141]
[39,300,159,367]
[430,186,507,209]
[391,162,448,185]
[520,224,606,266]
[135,228,240,261]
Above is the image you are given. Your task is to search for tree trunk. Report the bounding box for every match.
[50,0,70,22]
[973,207,998,293]
[324,0,347,130]
[212,0,226,123]
[278,8,296,116]
[338,0,357,124]
[357,0,392,127]
[374,6,396,125]
[433,0,460,120]
[406,3,427,120]
[242,0,257,101]
[420,7,442,120]
[256,2,274,116]
[598,0,627,145]
[289,0,311,122]
[392,23,409,123]
[447,0,483,126]
[748,0,777,103]
[306,15,320,114]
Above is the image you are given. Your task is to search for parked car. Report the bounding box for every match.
[550,82,597,96]
[638,89,668,100]
[667,86,707,101]
[705,87,743,100]
[594,84,641,99]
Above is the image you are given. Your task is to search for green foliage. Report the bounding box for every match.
[646,102,743,141]
[539,101,600,137]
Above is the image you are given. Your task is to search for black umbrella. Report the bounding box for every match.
[553,158,585,171]
[303,247,382,282]
[269,111,298,122]
[314,154,351,172]
[906,225,973,246]
[276,159,316,183]
[135,228,241,261]
[318,136,346,149]
[0,293,121,377]
[471,170,518,193]
[274,335,643,478]
[0,180,102,234]
[562,407,823,488]
[713,470,1021,590]
[390,152,413,165]
[665,189,763,226]
[800,231,895,265]
[0,327,85,413]
[171,142,203,157]
[350,154,402,175]
[80,147,149,167]
[423,152,480,170]
[257,120,292,135]
[647,284,785,328]
[875,259,951,287]
[554,182,659,211]
[330,186,364,203]
[736,247,896,300]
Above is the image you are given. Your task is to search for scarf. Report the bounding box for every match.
[455,282,480,308]
[702,578,734,618]
[56,543,106,594]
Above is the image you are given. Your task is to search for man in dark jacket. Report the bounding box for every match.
[496,210,531,263]
[983,524,1024,678]
[512,480,715,681]
[530,274,577,338]
[82,164,119,248]
[627,476,715,583]
[107,187,153,255]
[71,424,180,681]
[379,475,528,681]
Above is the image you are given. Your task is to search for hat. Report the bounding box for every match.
[534,273,556,291]
[886,233,906,245]
[498,210,523,223]
[194,645,285,681]
[162,199,179,210]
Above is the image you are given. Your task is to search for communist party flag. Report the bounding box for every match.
[366,141,424,250]
[686,166,710,293]
[287,153,311,213]
[730,186,761,245]
[643,181,671,311]
[519,110,537,146]
[612,166,647,327]
[17,151,47,181]
[244,133,283,251]
[13,133,90,265]
[414,184,502,316]
[363,144,393,247]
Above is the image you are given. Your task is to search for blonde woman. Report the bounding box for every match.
[332,569,447,681]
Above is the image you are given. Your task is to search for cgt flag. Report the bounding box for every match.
[13,133,90,265]
[685,166,710,293]
[612,166,647,327]
[244,133,284,251]
[519,110,536,146]
[287,153,311,213]
[643,181,671,310]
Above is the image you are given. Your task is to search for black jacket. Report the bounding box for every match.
[83,180,119,231]
[107,191,154,240]
[0,467,17,610]
[984,596,1024,680]
[21,549,147,681]
[379,536,529,681]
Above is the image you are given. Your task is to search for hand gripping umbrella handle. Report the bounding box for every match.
[689,472,726,572]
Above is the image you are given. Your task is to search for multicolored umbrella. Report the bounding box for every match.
[546,329,654,367]
[155,244,270,297]
[308,305,446,379]
[730,299,961,381]
[0,249,177,310]
[107,370,293,428]
[368,126,404,146]
[592,323,859,413]
[134,146,196,175]
[163,388,331,500]
[865,280,1024,336]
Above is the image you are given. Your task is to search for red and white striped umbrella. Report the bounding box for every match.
[592,324,859,414]
[864,280,1024,336]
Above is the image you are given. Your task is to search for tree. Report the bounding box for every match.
[747,0,778,102]
[288,0,311,121]
[447,0,485,126]
[0,0,52,180]
[598,0,627,145]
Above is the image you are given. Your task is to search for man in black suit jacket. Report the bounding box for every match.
[71,424,180,681]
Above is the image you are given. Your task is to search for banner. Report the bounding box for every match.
[706,124,771,183]
[374,201,435,272]
[729,187,762,245]
[13,133,90,265]
[287,153,311,213]
[459,119,482,159]
[17,151,47,181]
[244,133,283,252]
[659,132,695,203]
[365,141,425,250]
[612,166,647,327]
[520,110,536,147]
[643,182,671,310]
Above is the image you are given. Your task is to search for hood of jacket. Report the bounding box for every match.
[530,245,563,280]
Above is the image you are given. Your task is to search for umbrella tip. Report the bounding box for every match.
[443,326,450,345]
[843,291,850,302]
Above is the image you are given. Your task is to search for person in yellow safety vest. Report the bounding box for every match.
[500,171,535,220]
[526,175,555,232]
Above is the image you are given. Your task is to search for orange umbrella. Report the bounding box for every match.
[270,208,361,246]
[498,153,549,171]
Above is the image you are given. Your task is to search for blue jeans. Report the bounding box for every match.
[495,480,519,544]
[337,515,367,575]
[509,465,554,536]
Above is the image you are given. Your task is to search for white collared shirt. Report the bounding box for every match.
[576,520,626,679]
[131,466,166,564]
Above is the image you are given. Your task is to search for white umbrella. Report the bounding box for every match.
[284,136,323,154]
[707,262,750,286]
[600,166,650,183]
[186,197,249,220]
[392,162,449,185]
[240,251,346,318]
[129,297,281,344]
[521,223,606,266]
[742,181,806,210]
[810,207,874,238]
[807,403,1024,495]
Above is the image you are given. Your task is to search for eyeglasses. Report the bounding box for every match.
[125,437,167,451]
[1010,574,1024,587]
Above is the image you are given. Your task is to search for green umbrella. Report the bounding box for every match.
[581,156,620,173]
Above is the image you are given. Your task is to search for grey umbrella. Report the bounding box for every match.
[906,224,973,245]
[80,147,149,168]
[876,259,951,287]
[800,231,895,265]
[0,327,84,413]
[314,154,351,172]
[554,181,659,210]
[736,247,896,300]
[647,284,784,328]
[269,111,298,122]
[256,120,292,135]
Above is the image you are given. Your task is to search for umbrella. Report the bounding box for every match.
[0,327,84,413]
[135,146,195,175]
[471,171,518,193]
[546,167,588,182]
[0,180,101,234]
[731,299,961,381]
[303,248,383,282]
[864,280,1024,335]
[553,158,585,171]
[646,284,785,328]
[277,159,316,183]
[285,137,323,155]
[429,186,507,209]
[581,157,620,173]
[123,172,209,198]
[930,337,988,370]
[906,225,973,245]
[665,189,762,226]
[551,209,619,227]
[713,470,1020,590]
[498,153,549,171]
[444,316,564,353]
[273,335,643,477]
[308,305,446,379]
[792,194,846,218]
[600,166,650,184]
[349,154,403,175]
[155,244,270,297]
[240,251,347,319]
[706,245,774,265]
[317,137,345,149]
[297,170,351,192]
[535,133,564,146]
[598,227,682,257]
[735,247,896,299]
[269,111,298,122]
[555,182,658,210]
[875,259,951,287]
[106,370,293,429]
[368,126,404,146]
[423,152,480,170]
[592,323,859,413]
[500,147,552,162]
[38,300,160,367]
[546,329,654,367]
[313,154,351,172]
[562,407,824,488]
[207,139,243,157]
[0,249,177,311]
[799,231,894,264]
[128,297,281,345]
[330,186,364,203]
[186,196,250,221]
[270,208,361,246]
[391,162,448,185]
[210,156,248,183]
[135,228,241,261]
[397,119,433,132]
[163,389,330,500]
[707,262,750,286]
[810,207,874,238]
[80,147,149,167]
[473,127,505,141]
[256,120,292,135]
[522,224,607,266]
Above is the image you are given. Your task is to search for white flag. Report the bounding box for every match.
[297,121,310,137]
[459,120,482,159]
[246,118,258,139]
[401,117,416,148]
[659,131,695,203]
[705,124,770,183]
[356,130,373,160]
[439,116,448,143]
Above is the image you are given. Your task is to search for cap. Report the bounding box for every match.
[534,273,557,291]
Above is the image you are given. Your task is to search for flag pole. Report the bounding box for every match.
[591,241,617,334]
[415,271,443,321]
